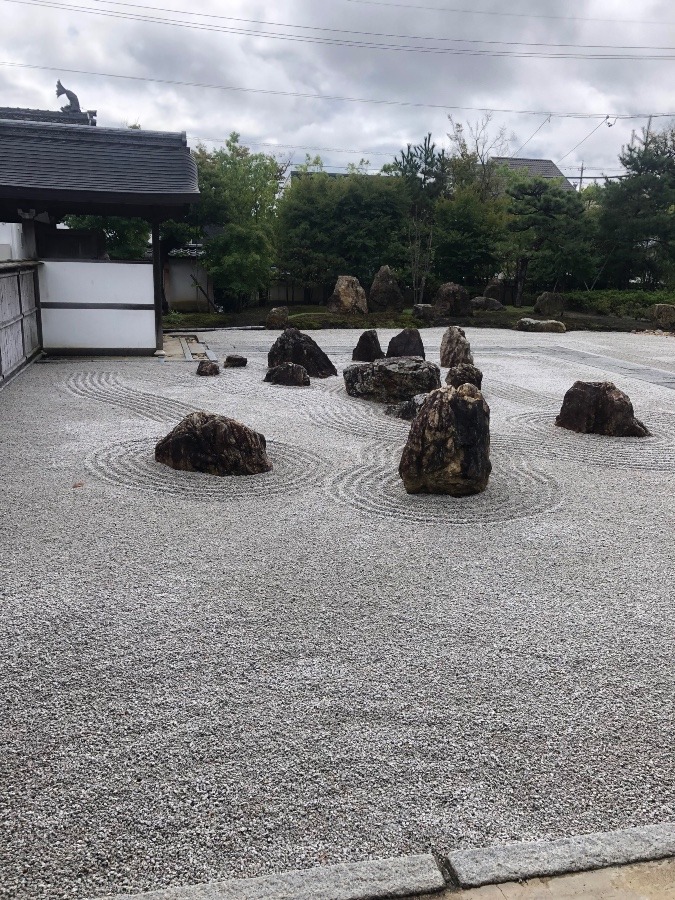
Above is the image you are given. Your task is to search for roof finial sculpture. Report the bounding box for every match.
[56,80,81,113]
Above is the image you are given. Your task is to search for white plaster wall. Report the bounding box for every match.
[39,260,156,350]
[41,308,156,349]
[39,260,153,305]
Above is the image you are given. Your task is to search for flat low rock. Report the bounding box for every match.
[268,327,337,378]
[196,360,219,377]
[440,326,474,368]
[264,362,310,386]
[399,384,491,496]
[223,354,247,368]
[352,329,384,362]
[516,317,566,333]
[155,411,272,476]
[386,328,425,359]
[445,362,483,390]
[555,381,651,437]
[344,357,440,403]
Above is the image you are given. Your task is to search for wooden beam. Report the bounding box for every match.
[152,222,163,351]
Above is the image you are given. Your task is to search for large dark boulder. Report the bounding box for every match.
[155,412,272,476]
[352,329,385,362]
[555,381,651,437]
[413,303,435,324]
[399,384,491,496]
[445,363,483,390]
[268,327,337,378]
[434,282,473,317]
[652,303,675,329]
[534,292,565,317]
[264,362,310,386]
[343,357,441,403]
[368,265,404,311]
[440,326,474,367]
[196,360,219,377]
[386,328,425,359]
[327,276,368,315]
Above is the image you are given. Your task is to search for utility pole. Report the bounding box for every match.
[578,161,584,191]
[645,116,653,145]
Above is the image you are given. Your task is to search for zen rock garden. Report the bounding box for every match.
[165,323,655,497]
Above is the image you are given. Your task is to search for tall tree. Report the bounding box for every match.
[382,134,452,303]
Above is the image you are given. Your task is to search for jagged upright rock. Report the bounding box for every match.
[445,363,483,390]
[155,412,272,476]
[434,282,472,317]
[652,304,675,329]
[399,384,491,496]
[368,266,404,311]
[352,329,385,362]
[327,276,368,315]
[440,326,474,367]
[555,381,651,437]
[386,328,425,358]
[343,357,440,403]
[268,327,337,378]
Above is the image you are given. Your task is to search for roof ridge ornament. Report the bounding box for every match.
[56,80,81,113]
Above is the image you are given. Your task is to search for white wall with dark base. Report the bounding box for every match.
[39,260,157,352]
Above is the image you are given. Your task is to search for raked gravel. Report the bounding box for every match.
[0,327,673,900]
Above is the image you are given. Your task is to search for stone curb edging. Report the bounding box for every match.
[96,823,675,899]
[447,822,675,888]
[98,853,445,900]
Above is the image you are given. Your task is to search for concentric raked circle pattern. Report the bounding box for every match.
[325,447,562,525]
[495,409,675,471]
[65,372,197,423]
[85,438,328,500]
[304,396,410,441]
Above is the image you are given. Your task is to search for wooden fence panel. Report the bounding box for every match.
[0,264,41,385]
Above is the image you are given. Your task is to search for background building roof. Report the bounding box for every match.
[491,157,576,190]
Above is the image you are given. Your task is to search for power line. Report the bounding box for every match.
[344,0,675,27]
[25,0,675,53]
[510,115,551,158]
[3,60,673,120]
[5,0,675,59]
[558,118,611,164]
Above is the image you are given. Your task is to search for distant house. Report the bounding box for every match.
[491,157,576,191]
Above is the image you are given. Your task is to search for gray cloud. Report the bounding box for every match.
[2,0,674,181]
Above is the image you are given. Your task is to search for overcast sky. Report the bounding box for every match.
[2,0,675,184]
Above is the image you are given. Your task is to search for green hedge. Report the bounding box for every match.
[565,290,674,318]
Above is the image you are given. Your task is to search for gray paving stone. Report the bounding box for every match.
[98,854,445,900]
[448,823,675,888]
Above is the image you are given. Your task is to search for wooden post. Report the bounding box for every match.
[152,221,163,351]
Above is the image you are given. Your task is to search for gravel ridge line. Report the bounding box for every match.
[95,853,445,900]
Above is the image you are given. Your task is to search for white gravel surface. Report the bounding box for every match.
[0,327,673,900]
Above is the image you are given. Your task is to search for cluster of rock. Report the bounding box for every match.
[196,355,248,376]
[399,384,492,496]
[556,381,651,437]
[155,411,272,477]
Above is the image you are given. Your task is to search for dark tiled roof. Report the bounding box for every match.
[0,120,199,216]
[492,157,576,190]
[0,106,94,126]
